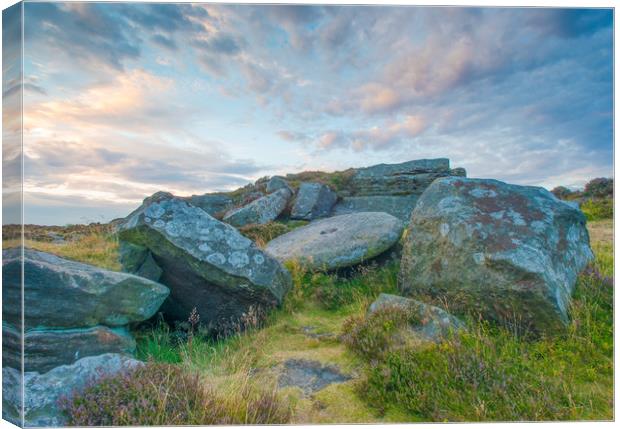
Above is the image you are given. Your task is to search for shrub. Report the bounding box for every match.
[341,305,413,361]
[581,198,613,221]
[584,177,613,199]
[59,362,291,426]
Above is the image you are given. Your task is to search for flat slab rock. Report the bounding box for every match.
[2,353,142,427]
[2,248,169,329]
[331,195,419,222]
[278,359,351,395]
[399,177,594,335]
[3,324,136,373]
[118,195,291,328]
[265,212,404,271]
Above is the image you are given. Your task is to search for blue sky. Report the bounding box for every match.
[12,3,614,225]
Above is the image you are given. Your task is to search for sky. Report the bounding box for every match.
[5,2,614,225]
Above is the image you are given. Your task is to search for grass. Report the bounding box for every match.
[7,218,613,423]
[238,220,308,247]
[581,198,613,221]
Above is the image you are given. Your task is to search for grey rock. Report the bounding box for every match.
[278,359,351,395]
[223,188,292,227]
[291,182,338,220]
[399,177,594,335]
[184,193,234,217]
[118,195,292,328]
[119,241,163,282]
[331,195,419,222]
[3,324,135,373]
[266,176,292,194]
[368,293,466,343]
[350,158,461,197]
[2,248,170,329]
[2,353,142,427]
[265,212,404,271]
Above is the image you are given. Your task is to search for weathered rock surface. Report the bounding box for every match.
[291,182,338,220]
[399,177,594,334]
[2,353,142,427]
[266,176,292,194]
[265,212,404,270]
[223,188,292,227]
[184,193,234,216]
[368,293,465,343]
[278,359,351,395]
[330,158,466,221]
[347,158,465,197]
[2,248,170,329]
[3,324,136,373]
[332,195,419,222]
[118,241,163,281]
[118,195,291,328]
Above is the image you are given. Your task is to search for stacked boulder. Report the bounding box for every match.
[223,187,292,227]
[2,247,169,426]
[399,177,594,335]
[117,193,291,330]
[332,158,466,222]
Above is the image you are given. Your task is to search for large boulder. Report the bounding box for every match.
[291,182,338,220]
[118,195,291,328]
[223,188,292,227]
[265,212,404,271]
[331,158,466,222]
[348,158,465,196]
[2,353,142,427]
[3,324,136,373]
[399,177,594,334]
[2,248,170,329]
[368,293,466,344]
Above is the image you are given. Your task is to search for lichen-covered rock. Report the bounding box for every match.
[399,177,594,335]
[3,324,135,373]
[223,188,292,227]
[368,293,465,343]
[265,212,404,271]
[2,353,142,427]
[2,248,170,329]
[118,195,291,328]
[291,182,338,220]
[266,176,292,194]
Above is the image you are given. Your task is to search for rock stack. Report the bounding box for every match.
[2,247,169,426]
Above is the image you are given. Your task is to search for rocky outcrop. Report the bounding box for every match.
[331,158,466,221]
[399,177,594,335]
[266,176,292,194]
[2,248,168,373]
[223,188,292,227]
[368,293,466,343]
[265,212,404,271]
[118,195,291,330]
[2,248,169,329]
[2,353,142,427]
[291,182,338,220]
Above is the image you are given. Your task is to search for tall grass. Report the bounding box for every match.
[342,227,614,421]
